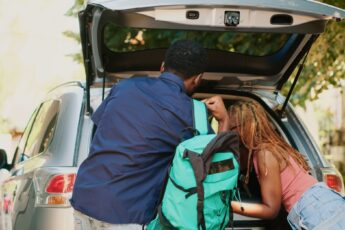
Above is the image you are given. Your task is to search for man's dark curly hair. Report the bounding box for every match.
[164,40,208,79]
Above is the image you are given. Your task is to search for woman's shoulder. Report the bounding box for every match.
[254,147,275,160]
[254,148,281,173]
[255,146,290,173]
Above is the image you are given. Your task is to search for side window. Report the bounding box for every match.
[18,100,60,162]
[14,109,38,163]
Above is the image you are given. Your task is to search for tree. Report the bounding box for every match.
[67,0,345,108]
[282,0,345,107]
[63,0,85,63]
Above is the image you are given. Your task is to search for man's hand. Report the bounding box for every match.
[202,96,230,132]
[202,96,228,122]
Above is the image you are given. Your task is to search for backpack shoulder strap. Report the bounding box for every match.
[192,99,208,135]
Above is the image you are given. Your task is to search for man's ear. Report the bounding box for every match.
[160,62,165,72]
[194,73,203,85]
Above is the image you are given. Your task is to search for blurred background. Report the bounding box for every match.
[0,0,84,158]
[0,0,344,183]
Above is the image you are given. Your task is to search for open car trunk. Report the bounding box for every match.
[80,0,345,114]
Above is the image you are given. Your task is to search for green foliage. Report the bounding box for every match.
[281,0,345,107]
[63,30,83,63]
[65,0,84,17]
[63,0,85,63]
[63,31,81,43]
[63,31,83,63]
[66,53,83,63]
[282,20,345,108]
[104,25,289,56]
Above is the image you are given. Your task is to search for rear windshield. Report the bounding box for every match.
[104,24,290,57]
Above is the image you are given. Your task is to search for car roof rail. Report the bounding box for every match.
[48,81,85,93]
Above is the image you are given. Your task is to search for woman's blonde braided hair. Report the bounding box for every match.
[228,100,310,184]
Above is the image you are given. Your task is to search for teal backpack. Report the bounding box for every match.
[148,99,240,230]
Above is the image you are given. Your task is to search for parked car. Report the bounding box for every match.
[1,0,345,229]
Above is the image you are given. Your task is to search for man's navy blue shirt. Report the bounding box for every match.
[71,72,206,224]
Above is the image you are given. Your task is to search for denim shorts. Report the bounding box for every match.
[287,182,345,230]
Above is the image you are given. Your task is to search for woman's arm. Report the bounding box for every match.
[232,150,282,219]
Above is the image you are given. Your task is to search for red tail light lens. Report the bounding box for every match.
[45,173,76,193]
[324,174,343,193]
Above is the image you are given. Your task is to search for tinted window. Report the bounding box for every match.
[14,109,38,163]
[23,100,60,159]
[104,24,290,56]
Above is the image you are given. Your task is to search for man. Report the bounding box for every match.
[71,40,228,229]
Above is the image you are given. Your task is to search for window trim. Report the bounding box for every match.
[15,99,61,165]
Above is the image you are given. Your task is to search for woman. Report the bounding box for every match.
[204,96,345,229]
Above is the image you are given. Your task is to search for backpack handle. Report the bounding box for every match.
[192,99,209,135]
[202,132,240,174]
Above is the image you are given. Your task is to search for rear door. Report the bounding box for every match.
[81,0,345,87]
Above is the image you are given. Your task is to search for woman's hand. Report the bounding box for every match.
[203,96,230,132]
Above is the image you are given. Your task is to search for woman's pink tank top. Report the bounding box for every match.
[253,153,317,212]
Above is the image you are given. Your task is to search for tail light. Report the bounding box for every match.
[46,174,76,193]
[42,173,76,205]
[33,171,77,207]
[321,168,344,194]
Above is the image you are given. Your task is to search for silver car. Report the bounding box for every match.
[1,0,345,229]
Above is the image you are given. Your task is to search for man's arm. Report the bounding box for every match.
[203,96,230,133]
